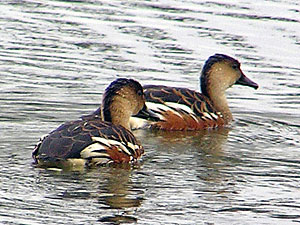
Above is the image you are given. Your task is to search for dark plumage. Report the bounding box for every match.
[32,78,150,168]
[130,54,259,131]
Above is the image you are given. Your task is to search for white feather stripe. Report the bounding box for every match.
[80,142,108,159]
[190,114,200,123]
[145,102,182,118]
[210,112,219,120]
[164,102,196,115]
[165,102,200,122]
[203,112,213,120]
[91,136,112,147]
[127,142,140,151]
[148,101,202,122]
[91,137,132,156]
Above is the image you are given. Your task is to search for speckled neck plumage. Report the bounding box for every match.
[100,79,145,130]
[207,87,232,123]
[201,60,234,123]
[101,93,132,130]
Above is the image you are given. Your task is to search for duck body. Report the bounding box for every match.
[130,54,259,131]
[33,78,153,168]
[131,85,225,130]
[33,116,143,167]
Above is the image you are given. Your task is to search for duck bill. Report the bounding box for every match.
[236,73,259,89]
[137,105,160,121]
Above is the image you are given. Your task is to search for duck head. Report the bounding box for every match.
[201,54,258,96]
[101,78,158,129]
[200,54,259,122]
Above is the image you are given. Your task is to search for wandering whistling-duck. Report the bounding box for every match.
[130,54,259,130]
[32,78,157,168]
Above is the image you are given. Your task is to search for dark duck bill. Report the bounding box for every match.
[236,73,259,89]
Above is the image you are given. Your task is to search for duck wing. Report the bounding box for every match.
[33,117,143,166]
[131,85,225,130]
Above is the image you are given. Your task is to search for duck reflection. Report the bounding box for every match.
[96,164,143,209]
[136,127,230,158]
[96,164,143,223]
[35,163,143,224]
[134,127,231,182]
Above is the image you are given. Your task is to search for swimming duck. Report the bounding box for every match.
[32,78,156,168]
[130,54,259,130]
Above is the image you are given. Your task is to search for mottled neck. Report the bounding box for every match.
[101,96,131,130]
[202,70,232,123]
[209,91,232,123]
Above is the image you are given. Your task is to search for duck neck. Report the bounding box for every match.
[201,73,232,123]
[208,90,232,123]
[101,96,131,130]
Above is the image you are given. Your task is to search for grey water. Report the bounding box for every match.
[0,0,300,224]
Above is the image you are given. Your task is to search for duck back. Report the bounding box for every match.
[131,85,225,130]
[33,116,144,167]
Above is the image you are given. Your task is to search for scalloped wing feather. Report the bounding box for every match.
[33,117,144,166]
[132,85,225,130]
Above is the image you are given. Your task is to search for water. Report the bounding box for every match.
[0,0,300,224]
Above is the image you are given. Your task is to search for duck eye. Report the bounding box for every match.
[232,64,239,70]
[137,90,143,96]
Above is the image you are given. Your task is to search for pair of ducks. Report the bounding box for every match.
[33,54,259,168]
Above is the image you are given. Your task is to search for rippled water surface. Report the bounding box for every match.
[1,0,300,224]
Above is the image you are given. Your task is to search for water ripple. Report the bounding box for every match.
[1,0,300,224]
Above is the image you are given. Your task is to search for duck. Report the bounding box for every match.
[130,54,259,131]
[32,78,157,168]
